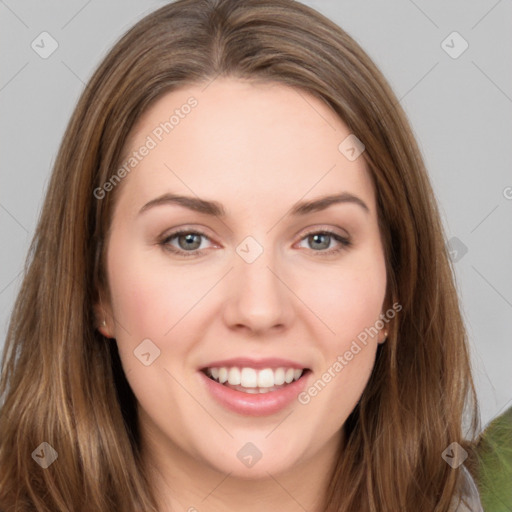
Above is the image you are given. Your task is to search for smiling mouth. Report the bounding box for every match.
[201,366,311,394]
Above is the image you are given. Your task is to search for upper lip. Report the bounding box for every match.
[200,357,309,371]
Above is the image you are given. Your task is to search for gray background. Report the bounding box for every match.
[1,0,511,431]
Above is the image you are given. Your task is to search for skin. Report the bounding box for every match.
[96,78,387,512]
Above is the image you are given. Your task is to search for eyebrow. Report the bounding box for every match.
[138,192,370,217]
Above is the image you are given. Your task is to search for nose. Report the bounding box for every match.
[222,246,295,336]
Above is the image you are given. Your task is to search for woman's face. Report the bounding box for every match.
[99,78,387,479]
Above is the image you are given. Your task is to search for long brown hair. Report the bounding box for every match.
[0,0,480,510]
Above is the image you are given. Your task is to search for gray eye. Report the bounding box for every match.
[307,233,332,250]
[177,233,203,250]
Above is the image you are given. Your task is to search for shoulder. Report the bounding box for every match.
[451,465,484,512]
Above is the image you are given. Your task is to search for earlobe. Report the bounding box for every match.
[97,318,112,338]
[93,301,113,338]
[378,327,389,344]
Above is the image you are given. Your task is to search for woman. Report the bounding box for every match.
[0,0,483,510]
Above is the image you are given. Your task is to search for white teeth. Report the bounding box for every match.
[274,368,285,385]
[218,367,228,384]
[228,367,241,385]
[205,366,305,389]
[284,368,295,384]
[257,368,274,387]
[240,368,258,387]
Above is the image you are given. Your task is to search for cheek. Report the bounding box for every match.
[107,228,387,347]
[302,250,386,421]
[105,238,193,411]
[300,268,384,428]
[106,234,190,336]
[105,233,219,380]
[303,252,387,346]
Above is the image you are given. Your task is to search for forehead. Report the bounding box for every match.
[116,78,376,216]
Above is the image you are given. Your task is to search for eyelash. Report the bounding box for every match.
[158,228,351,258]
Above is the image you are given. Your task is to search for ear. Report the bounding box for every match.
[377,326,389,345]
[93,290,114,339]
[377,292,398,344]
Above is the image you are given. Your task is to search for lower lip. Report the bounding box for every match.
[199,370,311,416]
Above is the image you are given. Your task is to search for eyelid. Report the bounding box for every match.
[293,226,351,256]
[159,224,351,257]
[296,224,350,240]
[159,227,217,254]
